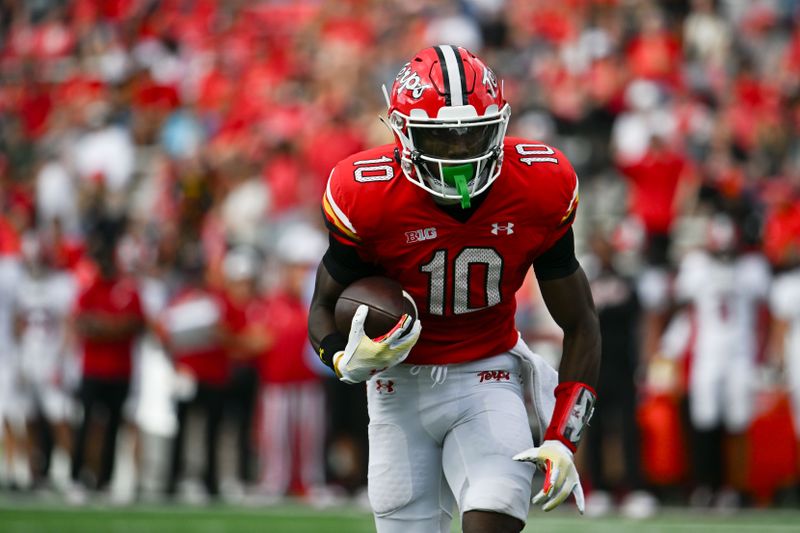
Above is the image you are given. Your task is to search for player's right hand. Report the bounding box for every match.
[333,304,421,384]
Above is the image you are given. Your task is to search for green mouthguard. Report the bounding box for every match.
[441,164,474,209]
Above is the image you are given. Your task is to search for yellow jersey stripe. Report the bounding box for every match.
[560,177,579,224]
[323,194,361,242]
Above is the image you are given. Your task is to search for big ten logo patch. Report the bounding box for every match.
[477,370,511,383]
[406,227,437,243]
[375,379,395,394]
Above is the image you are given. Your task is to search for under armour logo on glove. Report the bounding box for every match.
[564,388,595,444]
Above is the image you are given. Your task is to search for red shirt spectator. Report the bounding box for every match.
[763,196,800,268]
[19,83,52,139]
[0,215,21,256]
[74,276,144,380]
[626,29,682,87]
[303,116,365,197]
[262,143,306,213]
[258,291,317,384]
[618,143,694,236]
[160,286,230,387]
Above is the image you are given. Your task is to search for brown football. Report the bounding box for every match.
[334,277,418,338]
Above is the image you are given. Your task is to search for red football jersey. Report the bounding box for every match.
[74,276,144,380]
[322,137,579,365]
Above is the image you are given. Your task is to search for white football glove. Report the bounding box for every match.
[333,304,421,384]
[513,440,585,514]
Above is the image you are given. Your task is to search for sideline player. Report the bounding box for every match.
[308,46,600,533]
[9,233,77,489]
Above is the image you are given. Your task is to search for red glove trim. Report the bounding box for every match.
[542,459,554,494]
[543,381,597,453]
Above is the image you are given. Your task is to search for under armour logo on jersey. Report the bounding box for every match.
[406,227,437,243]
[491,222,514,235]
[375,379,395,394]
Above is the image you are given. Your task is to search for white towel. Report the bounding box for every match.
[509,335,559,442]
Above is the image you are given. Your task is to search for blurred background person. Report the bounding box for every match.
[159,243,229,500]
[5,232,76,492]
[0,223,23,489]
[768,247,800,498]
[70,218,144,495]
[219,246,265,494]
[582,231,656,518]
[674,213,771,508]
[253,224,327,501]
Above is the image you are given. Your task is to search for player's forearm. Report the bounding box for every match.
[308,262,347,354]
[538,266,601,387]
[308,301,337,352]
[558,311,601,387]
[538,266,600,453]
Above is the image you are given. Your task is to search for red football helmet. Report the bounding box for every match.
[384,45,510,208]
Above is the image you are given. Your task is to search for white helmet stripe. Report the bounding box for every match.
[439,45,464,106]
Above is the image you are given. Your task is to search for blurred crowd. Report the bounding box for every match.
[1,0,800,517]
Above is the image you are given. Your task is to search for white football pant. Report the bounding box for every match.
[366,351,537,533]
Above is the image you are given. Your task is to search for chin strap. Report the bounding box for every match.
[442,163,474,209]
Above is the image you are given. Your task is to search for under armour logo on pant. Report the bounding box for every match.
[376,379,395,394]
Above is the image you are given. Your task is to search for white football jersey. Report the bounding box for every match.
[676,250,771,431]
[13,269,77,382]
[675,251,769,360]
[770,268,800,370]
[0,257,22,363]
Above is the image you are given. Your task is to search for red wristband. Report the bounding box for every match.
[543,381,597,453]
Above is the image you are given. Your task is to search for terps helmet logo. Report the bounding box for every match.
[395,63,431,99]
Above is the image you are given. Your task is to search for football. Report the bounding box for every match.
[334,276,418,339]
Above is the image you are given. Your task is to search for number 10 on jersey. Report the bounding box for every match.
[420,247,503,315]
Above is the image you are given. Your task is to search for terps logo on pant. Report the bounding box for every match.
[375,379,395,394]
[477,370,511,383]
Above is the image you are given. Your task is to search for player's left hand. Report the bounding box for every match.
[513,440,585,514]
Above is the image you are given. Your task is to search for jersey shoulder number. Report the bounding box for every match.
[503,137,579,229]
[322,145,398,246]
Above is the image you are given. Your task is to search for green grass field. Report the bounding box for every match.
[1,504,800,533]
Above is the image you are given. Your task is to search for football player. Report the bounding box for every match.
[9,233,77,489]
[674,214,771,505]
[308,46,600,533]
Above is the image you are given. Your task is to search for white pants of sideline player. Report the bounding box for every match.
[258,381,326,496]
[366,339,554,533]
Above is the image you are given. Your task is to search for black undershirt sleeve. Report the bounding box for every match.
[533,227,580,281]
[322,235,381,285]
